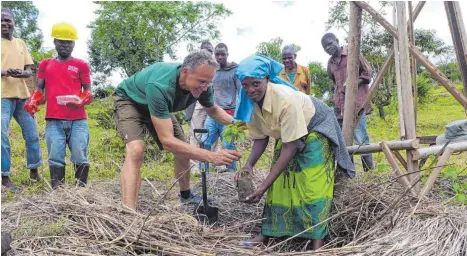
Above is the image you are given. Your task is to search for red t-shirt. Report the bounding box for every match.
[37,58,91,120]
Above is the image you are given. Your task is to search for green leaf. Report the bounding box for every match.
[455,194,466,203]
[452,182,461,193]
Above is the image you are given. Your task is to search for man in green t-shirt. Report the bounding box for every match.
[114,50,241,210]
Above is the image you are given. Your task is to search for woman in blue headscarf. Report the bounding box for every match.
[234,55,354,249]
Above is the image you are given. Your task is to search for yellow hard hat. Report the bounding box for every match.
[51,23,78,41]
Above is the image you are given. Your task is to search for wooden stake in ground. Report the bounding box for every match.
[396,1,420,192]
[380,141,417,197]
[343,2,362,146]
[419,147,454,199]
[393,6,406,140]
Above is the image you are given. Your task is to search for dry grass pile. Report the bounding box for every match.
[1,171,466,255]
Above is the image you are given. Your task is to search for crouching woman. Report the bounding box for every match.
[234,55,354,249]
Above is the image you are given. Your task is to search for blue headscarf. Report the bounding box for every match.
[234,54,298,122]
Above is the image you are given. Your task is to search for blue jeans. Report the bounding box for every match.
[201,116,237,171]
[45,119,90,167]
[354,114,371,148]
[1,99,43,176]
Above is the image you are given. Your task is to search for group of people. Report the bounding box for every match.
[2,6,376,249]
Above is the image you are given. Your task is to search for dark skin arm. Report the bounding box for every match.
[6,64,33,78]
[35,77,45,92]
[235,137,270,180]
[245,140,298,203]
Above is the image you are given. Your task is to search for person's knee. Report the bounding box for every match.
[23,130,40,144]
[125,141,145,165]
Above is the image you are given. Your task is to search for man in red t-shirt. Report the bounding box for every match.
[24,23,92,188]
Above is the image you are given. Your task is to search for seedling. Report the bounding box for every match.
[222,121,254,202]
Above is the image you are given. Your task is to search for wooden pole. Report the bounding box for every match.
[354,1,426,126]
[393,6,406,140]
[445,2,467,101]
[396,1,419,192]
[354,1,467,109]
[411,140,467,160]
[343,2,362,146]
[347,139,419,154]
[408,1,418,128]
[392,150,408,171]
[380,141,418,197]
[418,147,454,199]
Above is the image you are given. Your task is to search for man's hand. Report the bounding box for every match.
[209,149,241,166]
[65,90,93,109]
[7,68,23,77]
[245,187,266,203]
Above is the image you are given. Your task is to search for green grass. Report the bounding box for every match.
[4,83,467,203]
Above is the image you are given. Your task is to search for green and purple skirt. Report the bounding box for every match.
[262,132,335,240]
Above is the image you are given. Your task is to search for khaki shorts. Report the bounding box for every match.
[113,95,186,150]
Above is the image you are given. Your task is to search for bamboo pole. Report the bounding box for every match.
[354,1,467,109]
[396,1,419,191]
[411,141,467,160]
[347,139,419,154]
[380,141,418,197]
[393,6,406,140]
[445,2,467,101]
[343,2,362,146]
[419,147,454,199]
[354,1,426,126]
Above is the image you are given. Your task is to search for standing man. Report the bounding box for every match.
[113,50,241,211]
[187,41,216,173]
[279,45,312,95]
[321,32,374,171]
[24,23,92,188]
[201,43,241,172]
[1,8,42,192]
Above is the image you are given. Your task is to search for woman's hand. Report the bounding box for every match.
[245,186,266,203]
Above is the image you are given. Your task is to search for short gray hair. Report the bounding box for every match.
[282,45,296,54]
[182,50,219,71]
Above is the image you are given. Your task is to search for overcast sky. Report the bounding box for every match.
[32,0,467,85]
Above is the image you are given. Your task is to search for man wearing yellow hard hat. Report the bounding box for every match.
[25,22,93,188]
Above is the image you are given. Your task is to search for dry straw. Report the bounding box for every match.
[1,171,466,255]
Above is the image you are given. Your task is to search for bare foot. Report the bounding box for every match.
[244,234,268,248]
[313,239,324,250]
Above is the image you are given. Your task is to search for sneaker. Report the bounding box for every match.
[179,192,213,204]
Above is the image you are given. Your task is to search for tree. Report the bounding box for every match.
[256,37,301,63]
[1,1,53,64]
[87,1,232,77]
[308,62,333,101]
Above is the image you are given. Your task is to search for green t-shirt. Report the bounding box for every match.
[115,63,214,119]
